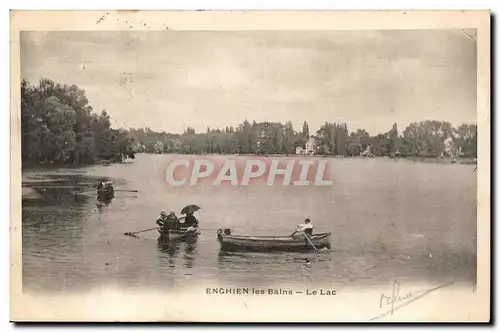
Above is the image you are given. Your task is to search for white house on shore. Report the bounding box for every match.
[360,145,374,157]
[296,137,317,155]
[444,136,463,158]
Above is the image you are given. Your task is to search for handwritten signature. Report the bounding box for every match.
[370,279,455,321]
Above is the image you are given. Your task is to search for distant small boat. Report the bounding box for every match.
[217,229,331,252]
[97,183,114,202]
[158,228,200,241]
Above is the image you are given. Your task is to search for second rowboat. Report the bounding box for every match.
[216,228,331,252]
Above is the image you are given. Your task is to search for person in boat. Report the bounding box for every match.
[165,211,180,230]
[182,211,199,228]
[97,180,113,192]
[97,181,114,204]
[292,218,313,238]
[105,180,114,191]
[97,181,105,191]
[157,211,179,231]
[178,211,199,233]
[156,211,168,228]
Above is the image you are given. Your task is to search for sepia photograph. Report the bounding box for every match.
[10,10,490,322]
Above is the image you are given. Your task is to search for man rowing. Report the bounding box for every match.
[292,218,313,238]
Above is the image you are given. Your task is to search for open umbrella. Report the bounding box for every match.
[181,204,201,215]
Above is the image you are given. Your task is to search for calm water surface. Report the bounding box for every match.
[22,154,477,293]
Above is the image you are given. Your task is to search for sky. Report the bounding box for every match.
[20,30,477,135]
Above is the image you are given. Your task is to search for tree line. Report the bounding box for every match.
[21,78,135,166]
[21,78,477,167]
[129,119,477,159]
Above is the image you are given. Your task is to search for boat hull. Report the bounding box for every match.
[217,229,331,252]
[97,188,114,202]
[158,228,200,241]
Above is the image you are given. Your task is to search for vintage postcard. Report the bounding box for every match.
[10,10,490,322]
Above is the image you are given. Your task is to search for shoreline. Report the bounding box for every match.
[136,152,478,165]
[21,158,134,171]
[19,153,477,172]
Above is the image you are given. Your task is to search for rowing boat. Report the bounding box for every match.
[97,186,114,201]
[216,228,331,252]
[158,227,200,241]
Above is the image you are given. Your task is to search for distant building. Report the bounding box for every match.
[360,145,374,157]
[443,136,461,158]
[296,137,316,155]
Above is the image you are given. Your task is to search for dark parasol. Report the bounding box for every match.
[181,204,201,215]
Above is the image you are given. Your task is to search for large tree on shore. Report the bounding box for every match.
[21,78,135,166]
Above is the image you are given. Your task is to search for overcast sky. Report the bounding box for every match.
[21,30,477,135]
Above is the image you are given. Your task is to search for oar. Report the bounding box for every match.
[303,234,318,251]
[114,189,139,193]
[124,227,158,237]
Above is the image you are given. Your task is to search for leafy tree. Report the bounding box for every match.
[454,124,477,158]
[21,78,134,166]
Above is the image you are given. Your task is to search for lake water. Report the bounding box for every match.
[21,153,477,293]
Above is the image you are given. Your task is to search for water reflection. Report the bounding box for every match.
[157,239,181,257]
[156,238,198,269]
[22,174,96,291]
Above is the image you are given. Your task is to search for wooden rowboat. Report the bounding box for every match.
[158,228,200,241]
[217,228,331,252]
[97,186,114,202]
